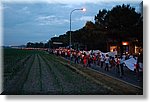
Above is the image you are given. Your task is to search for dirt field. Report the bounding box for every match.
[3,49,119,95]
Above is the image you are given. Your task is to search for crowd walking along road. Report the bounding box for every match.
[3,48,142,94]
[50,48,143,88]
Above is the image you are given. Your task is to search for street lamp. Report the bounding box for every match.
[69,8,86,64]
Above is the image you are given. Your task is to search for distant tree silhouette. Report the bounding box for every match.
[26,4,143,52]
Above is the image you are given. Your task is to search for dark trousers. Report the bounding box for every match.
[116,64,120,73]
[101,61,104,68]
[120,64,124,76]
[105,63,109,71]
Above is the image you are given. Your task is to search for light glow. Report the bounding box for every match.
[122,42,129,45]
[81,8,86,12]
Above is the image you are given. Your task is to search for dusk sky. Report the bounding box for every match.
[1,0,142,46]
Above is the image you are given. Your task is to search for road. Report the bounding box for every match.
[3,53,116,95]
[63,55,143,88]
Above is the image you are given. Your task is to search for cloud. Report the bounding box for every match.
[18,6,30,14]
[21,6,28,10]
[2,1,142,46]
[76,16,94,22]
[35,15,69,25]
[1,5,9,10]
[2,0,142,4]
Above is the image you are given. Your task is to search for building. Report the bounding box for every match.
[107,38,143,55]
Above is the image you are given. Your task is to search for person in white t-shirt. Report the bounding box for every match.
[105,54,110,71]
[100,54,105,68]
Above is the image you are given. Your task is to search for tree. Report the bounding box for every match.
[84,21,95,30]
[95,9,107,28]
[106,4,141,37]
[94,4,142,54]
[26,42,33,48]
[108,4,142,55]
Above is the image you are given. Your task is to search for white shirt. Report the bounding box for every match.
[105,57,109,64]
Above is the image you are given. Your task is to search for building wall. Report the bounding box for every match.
[107,41,141,55]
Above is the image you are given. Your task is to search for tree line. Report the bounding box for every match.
[26,4,143,52]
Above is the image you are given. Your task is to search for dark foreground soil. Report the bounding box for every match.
[2,52,123,95]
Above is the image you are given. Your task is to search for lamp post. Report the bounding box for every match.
[69,8,86,64]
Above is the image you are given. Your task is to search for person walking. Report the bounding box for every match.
[115,55,120,73]
[120,56,125,77]
[83,53,87,67]
[100,54,105,68]
[97,53,101,66]
[74,51,78,64]
[105,54,110,71]
[93,54,97,65]
[87,54,91,67]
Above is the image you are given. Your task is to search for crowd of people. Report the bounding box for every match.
[49,48,143,80]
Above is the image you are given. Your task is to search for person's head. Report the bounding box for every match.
[106,54,109,57]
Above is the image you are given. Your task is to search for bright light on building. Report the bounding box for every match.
[122,42,128,45]
[110,46,117,52]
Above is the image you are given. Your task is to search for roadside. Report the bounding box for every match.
[51,54,143,95]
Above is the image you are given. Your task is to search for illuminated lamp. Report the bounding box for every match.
[122,42,129,45]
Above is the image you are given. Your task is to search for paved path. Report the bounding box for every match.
[52,55,142,94]
[90,64,143,88]
[64,57,143,88]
